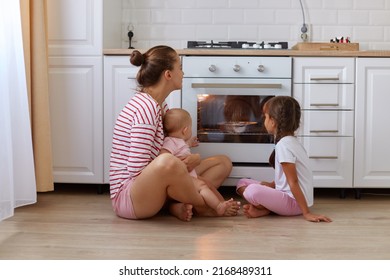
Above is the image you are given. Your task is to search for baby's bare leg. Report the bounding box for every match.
[193,178,240,216]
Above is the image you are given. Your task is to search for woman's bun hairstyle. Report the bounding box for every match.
[132,45,177,89]
[130,50,144,66]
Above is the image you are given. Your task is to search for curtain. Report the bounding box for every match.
[20,0,54,192]
[0,0,37,221]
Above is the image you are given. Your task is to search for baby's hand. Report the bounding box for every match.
[187,136,199,147]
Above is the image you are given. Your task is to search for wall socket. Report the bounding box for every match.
[299,23,311,42]
[123,22,137,48]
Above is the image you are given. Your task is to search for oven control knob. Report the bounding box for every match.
[209,65,217,72]
[257,65,265,72]
[233,64,241,72]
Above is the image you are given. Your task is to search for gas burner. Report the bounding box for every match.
[187,41,288,50]
[187,41,240,49]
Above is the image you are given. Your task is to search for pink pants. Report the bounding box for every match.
[236,178,302,216]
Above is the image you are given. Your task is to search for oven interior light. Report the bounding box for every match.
[197,94,209,102]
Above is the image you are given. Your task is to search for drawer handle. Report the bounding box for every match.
[309,156,338,159]
[309,130,339,133]
[310,103,339,107]
[310,76,340,81]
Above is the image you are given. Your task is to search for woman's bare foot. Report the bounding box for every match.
[216,198,241,216]
[243,204,270,218]
[169,202,193,222]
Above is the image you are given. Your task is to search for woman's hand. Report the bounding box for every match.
[303,212,332,223]
[180,153,201,173]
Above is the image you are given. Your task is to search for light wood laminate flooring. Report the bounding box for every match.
[1,185,390,260]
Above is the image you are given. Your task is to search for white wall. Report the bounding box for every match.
[119,0,390,50]
[104,0,122,49]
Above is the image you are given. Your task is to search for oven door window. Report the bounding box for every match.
[197,94,274,143]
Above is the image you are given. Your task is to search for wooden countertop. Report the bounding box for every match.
[104,48,390,57]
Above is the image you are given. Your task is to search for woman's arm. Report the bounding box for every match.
[127,124,157,177]
[282,162,332,223]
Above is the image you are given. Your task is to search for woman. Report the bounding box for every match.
[110,45,236,221]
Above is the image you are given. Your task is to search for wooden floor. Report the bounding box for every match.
[1,185,390,260]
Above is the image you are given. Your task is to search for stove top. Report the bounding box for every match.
[187,40,288,50]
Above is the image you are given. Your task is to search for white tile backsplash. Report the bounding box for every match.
[370,11,390,26]
[228,25,258,41]
[229,0,258,9]
[213,9,245,24]
[355,0,386,10]
[151,9,181,24]
[120,0,390,50]
[181,10,213,24]
[338,11,369,26]
[323,0,354,9]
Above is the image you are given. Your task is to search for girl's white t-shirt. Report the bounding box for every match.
[274,136,314,207]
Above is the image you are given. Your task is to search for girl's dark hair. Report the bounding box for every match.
[265,96,301,168]
[130,45,177,90]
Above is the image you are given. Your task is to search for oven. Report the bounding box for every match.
[181,56,292,186]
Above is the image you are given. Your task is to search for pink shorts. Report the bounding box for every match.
[111,178,137,219]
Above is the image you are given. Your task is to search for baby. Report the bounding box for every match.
[161,108,239,217]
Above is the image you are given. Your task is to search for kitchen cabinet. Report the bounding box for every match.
[355,58,390,188]
[103,55,181,182]
[47,0,104,183]
[293,57,355,193]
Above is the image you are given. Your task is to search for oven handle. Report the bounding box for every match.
[309,156,338,159]
[227,175,252,179]
[191,83,282,89]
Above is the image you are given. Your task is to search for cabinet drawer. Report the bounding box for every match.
[298,110,354,136]
[298,137,353,188]
[293,84,354,110]
[293,57,355,83]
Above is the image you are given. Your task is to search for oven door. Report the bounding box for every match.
[182,78,292,164]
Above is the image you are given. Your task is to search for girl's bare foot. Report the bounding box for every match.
[236,185,247,197]
[243,204,270,218]
[216,198,241,216]
[169,203,193,222]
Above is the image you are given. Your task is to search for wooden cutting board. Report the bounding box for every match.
[292,42,359,51]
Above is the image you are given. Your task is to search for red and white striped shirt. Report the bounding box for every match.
[109,92,168,198]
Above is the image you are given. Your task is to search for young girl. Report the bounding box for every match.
[161,108,239,216]
[236,96,332,223]
[110,45,234,222]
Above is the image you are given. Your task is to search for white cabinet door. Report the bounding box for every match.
[355,58,390,187]
[47,0,102,56]
[299,137,353,188]
[103,56,181,183]
[49,56,103,183]
[47,0,103,184]
[103,56,138,183]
